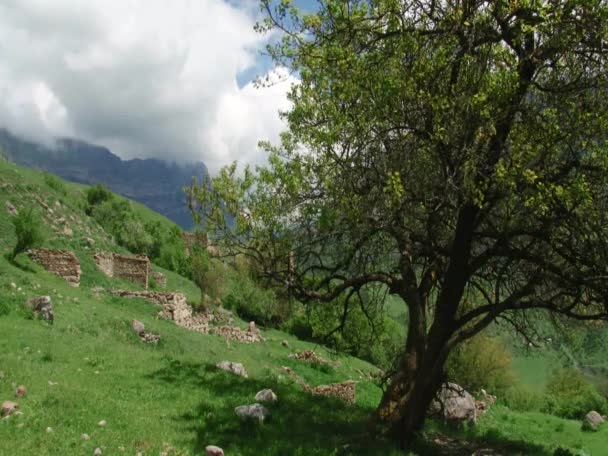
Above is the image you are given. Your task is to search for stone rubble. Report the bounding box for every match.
[289,350,329,365]
[25,296,54,323]
[307,381,357,404]
[27,249,81,287]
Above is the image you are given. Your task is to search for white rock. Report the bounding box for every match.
[81,433,90,441]
[46,427,53,433]
[98,419,107,427]
[94,448,103,456]
[216,361,248,378]
[583,410,605,431]
[255,389,278,403]
[206,445,225,456]
[234,403,269,423]
[428,382,477,424]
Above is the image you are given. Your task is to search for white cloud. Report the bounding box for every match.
[0,0,294,173]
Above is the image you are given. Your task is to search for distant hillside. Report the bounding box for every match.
[0,128,205,228]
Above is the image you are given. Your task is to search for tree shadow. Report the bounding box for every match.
[146,358,552,455]
[4,252,36,273]
[147,359,400,455]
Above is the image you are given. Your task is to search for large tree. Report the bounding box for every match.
[190,0,608,445]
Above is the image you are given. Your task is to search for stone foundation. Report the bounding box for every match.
[94,252,150,288]
[28,249,81,287]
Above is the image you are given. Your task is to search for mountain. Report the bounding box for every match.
[0,128,205,228]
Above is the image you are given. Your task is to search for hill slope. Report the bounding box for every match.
[0,160,607,455]
[0,128,205,228]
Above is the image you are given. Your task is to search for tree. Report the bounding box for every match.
[10,207,45,261]
[189,0,608,445]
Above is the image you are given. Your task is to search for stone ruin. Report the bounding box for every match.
[150,271,167,288]
[109,290,262,343]
[28,249,81,287]
[182,232,219,257]
[279,366,356,403]
[94,252,150,289]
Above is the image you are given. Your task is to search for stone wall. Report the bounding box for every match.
[150,271,167,288]
[94,252,150,289]
[182,232,219,257]
[28,249,81,287]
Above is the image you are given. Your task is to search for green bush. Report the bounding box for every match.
[86,183,113,211]
[542,368,608,419]
[117,220,154,255]
[10,207,45,260]
[223,272,285,325]
[446,335,515,395]
[43,173,67,195]
[501,386,544,412]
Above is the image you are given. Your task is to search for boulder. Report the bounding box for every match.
[26,296,54,323]
[131,319,145,335]
[255,389,278,403]
[15,385,27,398]
[429,382,476,424]
[216,361,248,378]
[235,403,269,423]
[281,340,290,348]
[1,401,18,417]
[205,445,225,456]
[582,410,605,431]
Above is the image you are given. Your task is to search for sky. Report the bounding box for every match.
[0,0,310,173]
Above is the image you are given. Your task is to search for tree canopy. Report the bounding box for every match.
[190,0,608,444]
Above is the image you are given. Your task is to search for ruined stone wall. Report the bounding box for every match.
[182,232,219,257]
[113,254,149,289]
[150,271,167,288]
[28,249,81,287]
[94,252,150,289]
[109,290,194,325]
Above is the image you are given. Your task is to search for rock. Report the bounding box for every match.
[94,448,103,456]
[429,382,477,424]
[81,433,91,441]
[582,410,605,431]
[26,295,54,323]
[5,201,17,216]
[15,385,27,398]
[248,321,257,333]
[131,319,145,335]
[255,389,278,403]
[216,361,248,378]
[1,401,18,417]
[62,226,73,237]
[98,419,107,427]
[281,340,290,348]
[46,427,53,433]
[234,403,269,423]
[205,445,224,456]
[140,332,161,344]
[86,237,95,247]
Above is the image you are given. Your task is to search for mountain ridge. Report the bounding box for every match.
[0,128,205,228]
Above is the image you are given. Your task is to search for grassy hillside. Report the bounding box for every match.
[1,159,607,455]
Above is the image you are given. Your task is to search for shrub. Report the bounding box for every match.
[10,207,45,260]
[86,183,113,210]
[542,368,608,419]
[117,220,154,255]
[43,173,67,195]
[446,335,515,395]
[501,386,544,412]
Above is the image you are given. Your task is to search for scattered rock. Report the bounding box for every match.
[248,321,257,333]
[216,361,248,378]
[205,445,224,456]
[86,237,95,247]
[5,201,18,216]
[81,433,90,441]
[234,403,269,423]
[26,295,54,323]
[281,340,289,348]
[140,332,161,344]
[255,389,278,403]
[98,419,107,427]
[582,410,605,431]
[46,427,53,433]
[94,448,103,456]
[131,319,145,335]
[212,325,261,343]
[290,350,329,365]
[308,381,356,404]
[1,401,18,417]
[10,283,16,289]
[15,385,27,398]
[429,382,477,424]
[62,226,73,237]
